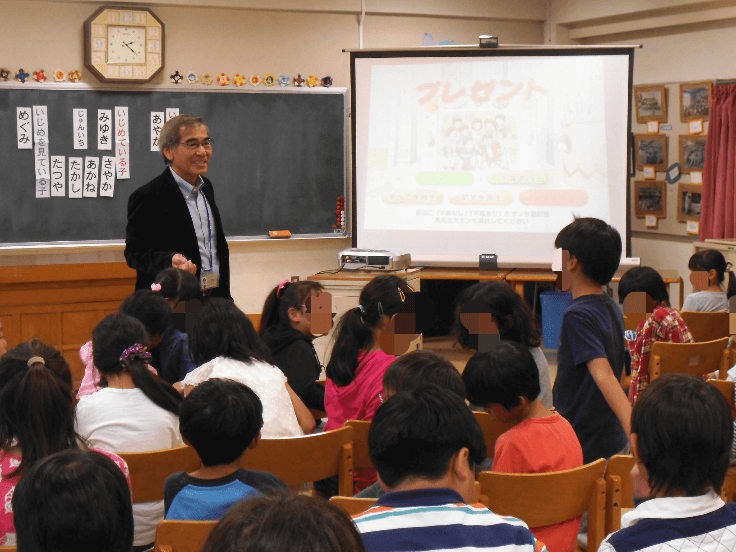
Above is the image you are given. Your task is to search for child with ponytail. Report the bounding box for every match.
[76,313,183,550]
[682,250,736,312]
[321,275,413,494]
[260,280,326,411]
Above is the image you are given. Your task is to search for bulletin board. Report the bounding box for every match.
[0,84,347,246]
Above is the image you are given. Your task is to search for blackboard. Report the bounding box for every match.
[0,84,347,246]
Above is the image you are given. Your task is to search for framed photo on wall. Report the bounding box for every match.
[635,134,668,172]
[680,81,712,122]
[634,84,668,124]
[678,135,707,173]
[634,180,666,218]
[677,183,702,222]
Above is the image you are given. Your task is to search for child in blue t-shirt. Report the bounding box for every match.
[164,379,287,521]
[553,217,631,464]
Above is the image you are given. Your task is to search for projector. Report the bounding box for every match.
[339,249,411,270]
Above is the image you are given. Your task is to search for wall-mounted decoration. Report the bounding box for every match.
[634,84,667,124]
[680,81,712,122]
[677,183,702,222]
[678,135,707,173]
[635,134,668,172]
[634,180,666,218]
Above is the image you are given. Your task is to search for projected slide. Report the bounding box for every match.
[353,52,630,260]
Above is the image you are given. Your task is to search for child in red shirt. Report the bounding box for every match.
[463,342,583,552]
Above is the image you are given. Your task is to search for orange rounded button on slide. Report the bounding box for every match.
[519,189,588,206]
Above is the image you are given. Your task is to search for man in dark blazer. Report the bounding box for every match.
[125,115,231,299]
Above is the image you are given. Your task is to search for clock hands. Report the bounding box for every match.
[122,40,137,55]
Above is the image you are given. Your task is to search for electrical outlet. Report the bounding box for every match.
[291,275,299,282]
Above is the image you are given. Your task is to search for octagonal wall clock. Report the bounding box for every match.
[84,6,165,83]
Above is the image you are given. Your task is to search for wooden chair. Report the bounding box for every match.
[679,311,729,343]
[118,445,200,503]
[648,337,729,382]
[329,482,486,516]
[0,547,16,552]
[153,519,218,552]
[722,466,736,503]
[477,459,607,552]
[720,337,736,378]
[241,426,354,496]
[709,379,736,419]
[602,455,636,535]
[346,419,373,470]
[473,411,514,457]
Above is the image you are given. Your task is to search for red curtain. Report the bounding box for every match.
[700,84,736,239]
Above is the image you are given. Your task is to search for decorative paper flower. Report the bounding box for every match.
[15,69,30,83]
[307,75,318,88]
[0,69,9,81]
[217,73,230,86]
[293,74,304,87]
[233,73,246,87]
[54,69,66,82]
[321,75,333,88]
[278,75,290,87]
[170,71,183,84]
[186,71,198,84]
[69,70,81,82]
[33,70,47,83]
[264,74,275,86]
[250,74,261,87]
[201,73,214,86]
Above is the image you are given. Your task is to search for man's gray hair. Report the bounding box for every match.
[158,114,208,165]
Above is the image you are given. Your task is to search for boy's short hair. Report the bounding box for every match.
[201,493,365,552]
[383,350,465,399]
[554,217,622,286]
[180,378,264,467]
[462,342,540,410]
[617,266,670,306]
[632,374,733,496]
[13,449,133,552]
[369,384,486,488]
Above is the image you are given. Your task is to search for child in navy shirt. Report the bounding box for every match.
[164,379,287,521]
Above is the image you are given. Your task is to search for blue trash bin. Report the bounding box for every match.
[539,291,573,349]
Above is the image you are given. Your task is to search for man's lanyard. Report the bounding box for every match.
[194,186,214,270]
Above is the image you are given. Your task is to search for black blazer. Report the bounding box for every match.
[124,168,231,299]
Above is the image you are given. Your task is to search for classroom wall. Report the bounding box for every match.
[548,0,736,305]
[0,0,545,314]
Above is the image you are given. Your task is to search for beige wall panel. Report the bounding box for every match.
[551,0,728,25]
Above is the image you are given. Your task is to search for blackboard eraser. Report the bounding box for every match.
[269,230,292,238]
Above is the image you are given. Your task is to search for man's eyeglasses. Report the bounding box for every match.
[178,139,213,151]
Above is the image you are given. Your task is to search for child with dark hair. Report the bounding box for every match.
[164,379,287,521]
[354,384,545,552]
[12,449,134,552]
[453,281,552,408]
[201,493,366,552]
[260,280,326,411]
[463,342,583,552]
[182,297,315,437]
[599,374,736,552]
[553,217,631,465]
[76,313,183,549]
[683,250,736,312]
[153,267,204,335]
[618,266,694,403]
[0,340,130,545]
[323,275,413,493]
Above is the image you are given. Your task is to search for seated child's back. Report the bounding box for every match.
[464,342,583,552]
[164,378,287,521]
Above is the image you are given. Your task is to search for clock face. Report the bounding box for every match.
[107,26,146,64]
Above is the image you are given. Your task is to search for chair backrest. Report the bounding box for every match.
[679,311,729,343]
[648,337,730,382]
[154,519,218,552]
[330,481,487,516]
[709,379,736,419]
[477,458,607,552]
[602,455,636,535]
[0,546,16,552]
[473,411,515,457]
[346,419,373,470]
[623,313,647,332]
[723,466,736,503]
[241,426,354,496]
[118,445,201,504]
